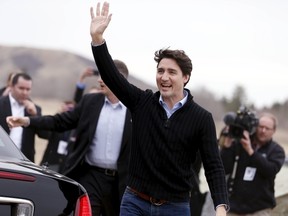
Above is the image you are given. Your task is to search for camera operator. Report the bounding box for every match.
[220,112,285,216]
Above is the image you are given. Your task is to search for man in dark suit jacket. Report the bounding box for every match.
[0,73,48,162]
[7,60,132,216]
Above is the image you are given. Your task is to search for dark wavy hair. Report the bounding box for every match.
[154,48,192,86]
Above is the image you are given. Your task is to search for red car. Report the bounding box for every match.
[0,126,92,216]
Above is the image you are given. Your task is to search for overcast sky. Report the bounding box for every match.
[1,0,287,108]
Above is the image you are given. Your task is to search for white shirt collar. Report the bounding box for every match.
[8,93,24,108]
[104,96,124,109]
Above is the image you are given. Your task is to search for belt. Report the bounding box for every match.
[128,187,167,206]
[91,166,117,177]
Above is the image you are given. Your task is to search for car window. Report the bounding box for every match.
[0,126,26,159]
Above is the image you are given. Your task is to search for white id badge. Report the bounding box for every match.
[243,167,257,181]
[57,140,68,155]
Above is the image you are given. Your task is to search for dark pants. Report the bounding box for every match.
[78,164,120,216]
[120,187,190,216]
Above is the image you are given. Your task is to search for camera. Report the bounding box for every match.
[93,69,99,76]
[223,106,258,140]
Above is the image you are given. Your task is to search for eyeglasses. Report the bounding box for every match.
[257,125,274,131]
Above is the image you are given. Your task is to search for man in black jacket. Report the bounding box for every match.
[88,3,229,216]
[220,113,285,215]
[7,61,132,216]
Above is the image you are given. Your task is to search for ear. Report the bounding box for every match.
[183,74,190,84]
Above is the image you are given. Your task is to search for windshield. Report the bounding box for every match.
[0,126,27,160]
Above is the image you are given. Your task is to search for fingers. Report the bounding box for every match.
[100,3,105,16]
[6,117,11,127]
[101,2,109,16]
[6,117,27,128]
[6,116,16,128]
[22,100,33,108]
[90,2,101,19]
[85,68,94,76]
[91,2,109,19]
[243,130,250,140]
[90,7,95,19]
[96,2,100,16]
[22,100,37,116]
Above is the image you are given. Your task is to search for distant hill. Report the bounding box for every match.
[0,44,262,125]
[0,44,231,123]
[0,45,157,101]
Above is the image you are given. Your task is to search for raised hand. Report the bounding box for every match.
[79,67,95,83]
[90,2,112,45]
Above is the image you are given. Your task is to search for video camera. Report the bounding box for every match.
[223,106,258,140]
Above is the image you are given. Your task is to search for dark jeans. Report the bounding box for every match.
[120,187,190,216]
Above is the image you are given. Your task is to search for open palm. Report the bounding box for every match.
[90,2,112,43]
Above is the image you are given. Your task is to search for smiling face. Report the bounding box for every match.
[156,58,189,107]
